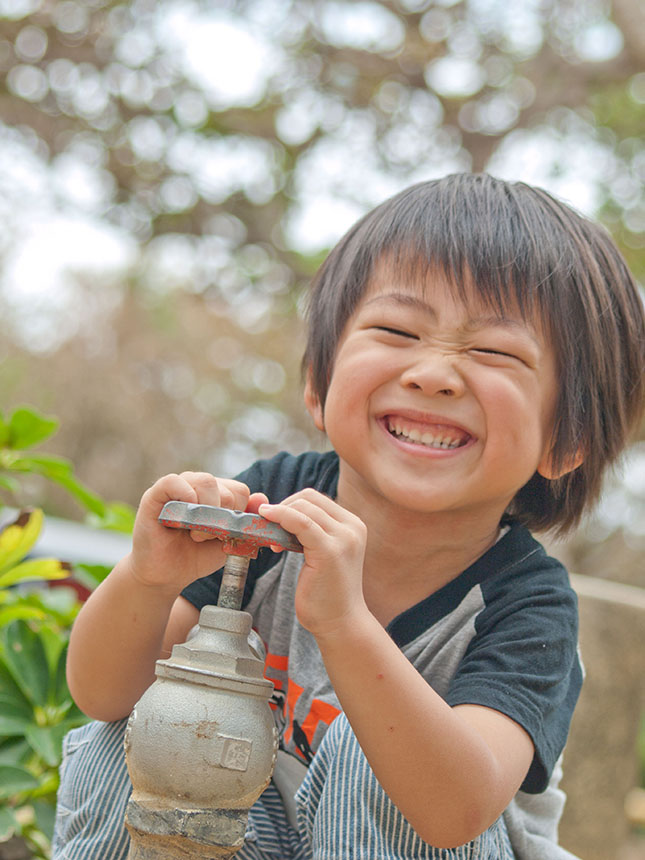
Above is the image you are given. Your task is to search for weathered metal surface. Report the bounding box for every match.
[158,502,303,557]
[125,608,278,859]
[124,505,296,858]
[126,827,240,860]
[126,800,248,852]
[217,554,251,612]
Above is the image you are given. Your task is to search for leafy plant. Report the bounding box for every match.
[0,510,88,857]
[0,405,134,857]
[0,405,135,533]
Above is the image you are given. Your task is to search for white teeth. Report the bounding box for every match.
[387,420,463,450]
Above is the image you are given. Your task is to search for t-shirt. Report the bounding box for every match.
[182,450,583,857]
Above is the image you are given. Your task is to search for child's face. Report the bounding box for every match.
[306,263,561,522]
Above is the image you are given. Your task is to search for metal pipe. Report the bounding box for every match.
[217,555,250,611]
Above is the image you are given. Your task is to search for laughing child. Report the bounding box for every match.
[55,173,645,860]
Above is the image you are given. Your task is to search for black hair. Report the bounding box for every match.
[303,173,645,534]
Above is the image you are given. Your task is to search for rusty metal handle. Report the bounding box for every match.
[158,501,303,610]
[158,501,303,556]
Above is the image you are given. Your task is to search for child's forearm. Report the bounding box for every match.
[67,471,264,722]
[66,556,186,722]
[314,610,533,849]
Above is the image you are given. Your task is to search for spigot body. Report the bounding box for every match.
[124,503,301,859]
[124,606,278,859]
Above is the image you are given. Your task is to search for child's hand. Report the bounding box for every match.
[259,490,368,638]
[127,472,268,595]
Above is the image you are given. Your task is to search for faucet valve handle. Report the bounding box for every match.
[158,501,303,558]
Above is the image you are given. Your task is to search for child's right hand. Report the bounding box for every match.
[124,472,268,595]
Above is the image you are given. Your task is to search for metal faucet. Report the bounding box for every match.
[124,502,302,859]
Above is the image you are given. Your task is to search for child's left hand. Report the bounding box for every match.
[259,490,368,638]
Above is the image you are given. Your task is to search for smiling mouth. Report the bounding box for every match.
[386,418,471,450]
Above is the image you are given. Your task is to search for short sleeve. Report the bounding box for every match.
[445,552,582,793]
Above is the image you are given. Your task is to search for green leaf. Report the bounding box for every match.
[0,586,79,628]
[0,663,33,719]
[0,510,44,577]
[0,764,39,798]
[0,558,70,589]
[0,737,31,767]
[2,621,50,708]
[0,691,32,723]
[8,453,72,478]
[0,411,9,449]
[60,703,89,731]
[51,475,106,517]
[7,407,59,450]
[52,643,69,707]
[73,563,111,590]
[10,456,106,516]
[36,625,66,688]
[0,475,19,493]
[0,715,33,737]
[89,501,136,533]
[0,805,19,840]
[0,605,45,625]
[24,724,65,768]
[33,798,57,840]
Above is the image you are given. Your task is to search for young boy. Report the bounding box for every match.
[55,173,645,860]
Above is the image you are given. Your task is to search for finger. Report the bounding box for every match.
[268,489,356,530]
[142,474,199,513]
[277,488,349,520]
[246,492,269,514]
[213,478,252,511]
[258,499,330,548]
[177,472,223,508]
[174,473,245,543]
[138,474,205,542]
[174,473,222,542]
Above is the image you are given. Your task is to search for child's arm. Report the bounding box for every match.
[259,490,534,849]
[67,472,267,722]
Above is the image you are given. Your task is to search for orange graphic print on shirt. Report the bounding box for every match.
[264,650,341,764]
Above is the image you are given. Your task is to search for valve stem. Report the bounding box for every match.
[218,555,251,610]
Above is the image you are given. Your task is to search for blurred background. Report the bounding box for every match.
[0,0,643,856]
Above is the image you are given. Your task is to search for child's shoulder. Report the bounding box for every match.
[471,521,579,634]
[235,449,340,501]
[480,521,574,593]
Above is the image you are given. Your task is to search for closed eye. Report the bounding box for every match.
[471,347,525,364]
[373,326,418,339]
[473,348,512,356]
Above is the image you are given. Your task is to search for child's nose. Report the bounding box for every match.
[399,354,465,397]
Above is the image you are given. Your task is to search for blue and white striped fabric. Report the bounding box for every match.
[296,711,515,860]
[53,719,131,860]
[53,714,515,860]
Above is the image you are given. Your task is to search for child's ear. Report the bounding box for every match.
[304,372,325,432]
[537,448,584,480]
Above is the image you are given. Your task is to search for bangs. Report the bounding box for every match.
[337,174,572,335]
[374,245,543,331]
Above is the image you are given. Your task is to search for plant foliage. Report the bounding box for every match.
[0,405,133,858]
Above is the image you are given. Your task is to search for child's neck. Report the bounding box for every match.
[336,479,505,626]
